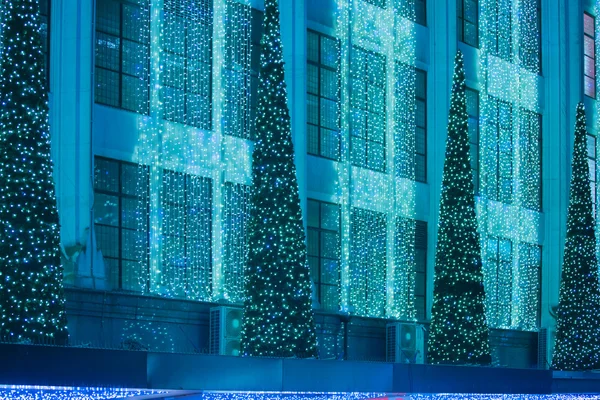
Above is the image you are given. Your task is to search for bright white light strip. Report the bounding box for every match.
[478,0,541,330]
[335,0,417,319]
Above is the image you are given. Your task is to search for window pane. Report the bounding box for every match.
[321,129,340,160]
[585,35,595,58]
[97,0,120,35]
[585,13,595,37]
[321,203,340,231]
[96,33,120,71]
[94,193,119,226]
[96,225,119,259]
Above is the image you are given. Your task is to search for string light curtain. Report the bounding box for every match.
[132,0,253,301]
[478,0,542,331]
[336,0,417,319]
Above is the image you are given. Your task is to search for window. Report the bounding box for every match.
[307,200,341,312]
[250,8,263,139]
[94,157,149,292]
[351,47,386,172]
[458,0,478,47]
[223,2,252,139]
[162,0,213,129]
[466,88,479,193]
[415,69,427,182]
[307,31,341,160]
[584,13,596,98]
[365,0,386,8]
[487,97,513,203]
[485,237,512,328]
[588,134,597,213]
[520,0,542,73]
[395,0,426,26]
[161,170,212,300]
[39,0,50,83]
[95,0,150,114]
[520,110,542,210]
[350,208,387,318]
[518,243,542,330]
[490,0,512,61]
[395,219,427,320]
[222,182,250,303]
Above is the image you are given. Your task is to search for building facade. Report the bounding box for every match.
[41,0,597,365]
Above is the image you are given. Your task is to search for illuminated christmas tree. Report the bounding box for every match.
[241,0,317,358]
[552,103,600,371]
[427,51,491,365]
[0,0,68,344]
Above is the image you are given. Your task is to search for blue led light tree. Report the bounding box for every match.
[427,51,491,365]
[552,103,600,371]
[241,0,318,358]
[0,0,68,343]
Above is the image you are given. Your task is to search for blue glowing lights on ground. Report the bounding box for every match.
[1,387,600,400]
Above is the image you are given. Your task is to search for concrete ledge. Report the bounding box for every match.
[0,344,558,393]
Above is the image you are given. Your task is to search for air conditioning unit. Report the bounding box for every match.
[386,322,425,364]
[209,306,243,356]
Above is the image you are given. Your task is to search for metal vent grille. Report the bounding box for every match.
[386,324,397,362]
[209,308,221,354]
[537,327,548,369]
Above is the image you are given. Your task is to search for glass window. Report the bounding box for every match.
[487,97,513,204]
[307,199,341,312]
[466,88,479,193]
[588,134,597,213]
[415,69,427,182]
[520,110,542,210]
[39,0,50,85]
[95,0,150,114]
[350,208,387,318]
[162,0,213,129]
[351,47,387,172]
[365,0,386,8]
[161,170,212,300]
[395,218,427,320]
[222,2,252,139]
[519,0,542,73]
[489,0,512,61]
[584,13,596,98]
[94,157,149,292]
[518,243,542,330]
[307,30,341,160]
[458,0,478,47]
[395,0,426,26]
[485,237,513,328]
[249,8,264,139]
[222,182,250,303]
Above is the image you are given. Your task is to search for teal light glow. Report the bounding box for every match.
[335,0,418,320]
[478,0,542,331]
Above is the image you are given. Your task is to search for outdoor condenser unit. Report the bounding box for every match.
[209,306,243,356]
[386,322,425,364]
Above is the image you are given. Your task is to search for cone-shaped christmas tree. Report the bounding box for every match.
[427,51,491,365]
[241,0,318,358]
[552,103,600,371]
[0,0,68,343]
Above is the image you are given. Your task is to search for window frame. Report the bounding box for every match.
[457,0,479,48]
[466,88,480,194]
[350,46,387,173]
[414,220,427,321]
[415,68,427,182]
[307,199,341,312]
[161,0,213,130]
[307,30,341,161]
[95,0,150,114]
[161,169,213,299]
[584,12,596,99]
[93,156,150,292]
